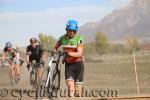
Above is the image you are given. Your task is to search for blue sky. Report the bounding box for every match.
[0,0,111,12]
[0,0,131,48]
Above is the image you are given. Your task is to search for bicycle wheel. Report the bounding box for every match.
[40,67,50,98]
[9,71,15,86]
[9,67,17,86]
[47,68,60,98]
[35,68,39,88]
[52,69,60,90]
[30,70,36,89]
[35,69,41,99]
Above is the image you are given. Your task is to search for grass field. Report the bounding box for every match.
[83,53,150,96]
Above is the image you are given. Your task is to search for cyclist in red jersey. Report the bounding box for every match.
[53,20,84,97]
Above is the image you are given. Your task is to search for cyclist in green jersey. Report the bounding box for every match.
[53,20,84,97]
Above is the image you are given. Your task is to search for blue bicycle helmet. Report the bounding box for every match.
[66,20,78,31]
[5,42,12,48]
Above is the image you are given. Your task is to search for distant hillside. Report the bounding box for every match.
[79,0,150,43]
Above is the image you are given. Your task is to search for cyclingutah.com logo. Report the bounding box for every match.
[0,87,119,99]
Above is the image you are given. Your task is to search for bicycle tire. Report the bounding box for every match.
[35,69,41,99]
[35,69,38,88]
[9,67,17,86]
[51,69,60,91]
[9,71,15,86]
[49,68,60,98]
[30,70,35,89]
[39,67,50,98]
[39,67,60,98]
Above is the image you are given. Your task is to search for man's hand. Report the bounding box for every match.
[51,48,57,54]
[27,63,30,71]
[63,50,69,56]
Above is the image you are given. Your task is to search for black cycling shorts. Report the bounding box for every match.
[65,61,84,82]
[36,64,44,68]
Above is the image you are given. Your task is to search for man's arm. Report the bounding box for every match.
[67,44,83,57]
[54,41,61,50]
[2,51,6,62]
[67,36,83,57]
[51,40,62,53]
[26,47,31,70]
[26,46,30,64]
[41,49,45,62]
[26,55,30,64]
[13,53,17,61]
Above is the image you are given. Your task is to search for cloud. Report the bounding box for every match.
[0,5,114,36]
[0,6,112,24]
[3,3,135,47]
[0,5,113,47]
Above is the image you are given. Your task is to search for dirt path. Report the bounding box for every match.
[0,63,150,100]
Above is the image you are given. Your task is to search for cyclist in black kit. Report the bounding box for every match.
[26,38,45,80]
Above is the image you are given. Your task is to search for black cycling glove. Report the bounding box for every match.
[27,63,30,71]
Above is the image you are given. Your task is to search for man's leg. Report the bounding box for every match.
[66,79,75,97]
[65,63,76,97]
[15,54,20,80]
[37,64,44,81]
[75,82,83,97]
[9,64,15,79]
[75,61,84,97]
[15,64,20,75]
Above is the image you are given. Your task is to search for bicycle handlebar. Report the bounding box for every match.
[43,49,67,57]
[43,49,67,64]
[1,60,15,67]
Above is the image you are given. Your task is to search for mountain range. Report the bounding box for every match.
[79,0,150,43]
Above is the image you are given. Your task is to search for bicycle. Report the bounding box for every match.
[1,58,22,86]
[39,50,66,98]
[29,60,43,90]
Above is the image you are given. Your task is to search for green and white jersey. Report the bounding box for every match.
[57,34,83,63]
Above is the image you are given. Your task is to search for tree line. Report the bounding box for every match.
[38,32,140,57]
[0,32,140,60]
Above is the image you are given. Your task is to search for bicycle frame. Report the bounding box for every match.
[43,51,65,88]
[38,50,66,98]
[45,53,55,87]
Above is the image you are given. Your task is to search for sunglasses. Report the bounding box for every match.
[30,42,36,44]
[67,29,76,32]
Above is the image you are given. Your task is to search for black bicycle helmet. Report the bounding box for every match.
[30,38,37,43]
